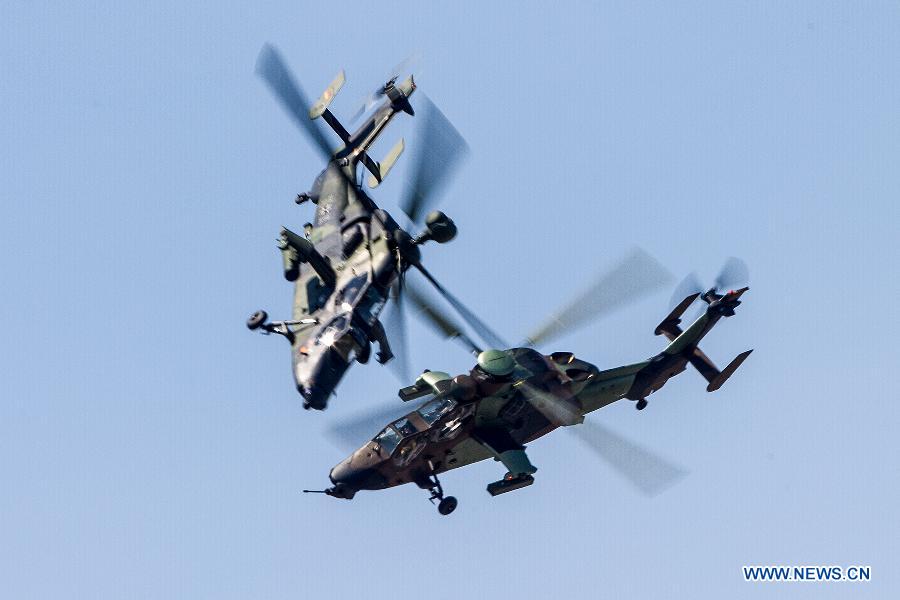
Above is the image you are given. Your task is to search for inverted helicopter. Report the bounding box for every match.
[308,253,753,515]
[247,45,483,410]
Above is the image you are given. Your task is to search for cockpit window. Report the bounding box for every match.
[315,315,348,346]
[392,417,418,437]
[374,427,401,454]
[338,273,369,308]
[417,397,457,425]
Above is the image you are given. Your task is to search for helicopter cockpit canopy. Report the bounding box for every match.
[313,313,365,363]
[336,273,369,312]
[372,397,458,455]
[417,396,456,425]
[374,426,402,454]
[315,314,350,347]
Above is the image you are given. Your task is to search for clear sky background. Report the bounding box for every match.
[3,2,898,598]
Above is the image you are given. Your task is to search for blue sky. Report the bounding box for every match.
[2,2,898,598]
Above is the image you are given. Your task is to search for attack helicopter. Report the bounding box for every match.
[308,252,753,515]
[247,45,484,410]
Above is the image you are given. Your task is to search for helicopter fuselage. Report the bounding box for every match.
[324,288,751,506]
[286,181,405,409]
[273,79,418,409]
[253,49,466,412]
[326,347,634,497]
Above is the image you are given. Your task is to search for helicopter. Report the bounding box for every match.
[247,45,487,410]
[307,252,753,515]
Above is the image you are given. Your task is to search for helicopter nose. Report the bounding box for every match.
[329,457,387,491]
[299,384,328,411]
[295,349,351,410]
[328,463,348,485]
[296,352,339,409]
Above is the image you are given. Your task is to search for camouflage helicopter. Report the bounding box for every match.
[247,45,484,410]
[308,252,753,515]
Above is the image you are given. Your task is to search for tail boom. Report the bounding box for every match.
[624,288,751,406]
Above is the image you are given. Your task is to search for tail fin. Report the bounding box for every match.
[705,350,753,392]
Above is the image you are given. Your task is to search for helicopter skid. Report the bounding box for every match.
[487,474,535,497]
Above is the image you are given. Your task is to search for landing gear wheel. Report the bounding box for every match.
[636,398,648,411]
[438,496,457,515]
[247,310,268,330]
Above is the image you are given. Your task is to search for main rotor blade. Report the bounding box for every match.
[570,420,687,496]
[400,95,469,223]
[414,264,509,350]
[519,382,584,427]
[405,279,482,354]
[714,256,749,292]
[255,44,335,162]
[383,280,410,383]
[524,247,674,347]
[326,401,418,450]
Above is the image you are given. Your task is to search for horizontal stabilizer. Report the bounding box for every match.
[367,138,405,188]
[309,70,345,119]
[706,349,753,392]
[688,347,720,384]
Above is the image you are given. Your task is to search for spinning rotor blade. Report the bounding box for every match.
[518,383,584,427]
[383,281,410,383]
[668,271,704,309]
[571,420,687,496]
[524,247,674,347]
[400,95,469,223]
[414,264,509,350]
[405,280,482,354]
[327,401,418,450]
[255,44,335,162]
[350,53,422,123]
[669,257,750,309]
[714,256,749,292]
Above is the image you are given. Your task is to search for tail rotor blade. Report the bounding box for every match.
[255,44,334,161]
[714,257,749,292]
[570,420,687,496]
[400,95,469,223]
[351,52,422,123]
[524,247,673,347]
[668,271,704,309]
